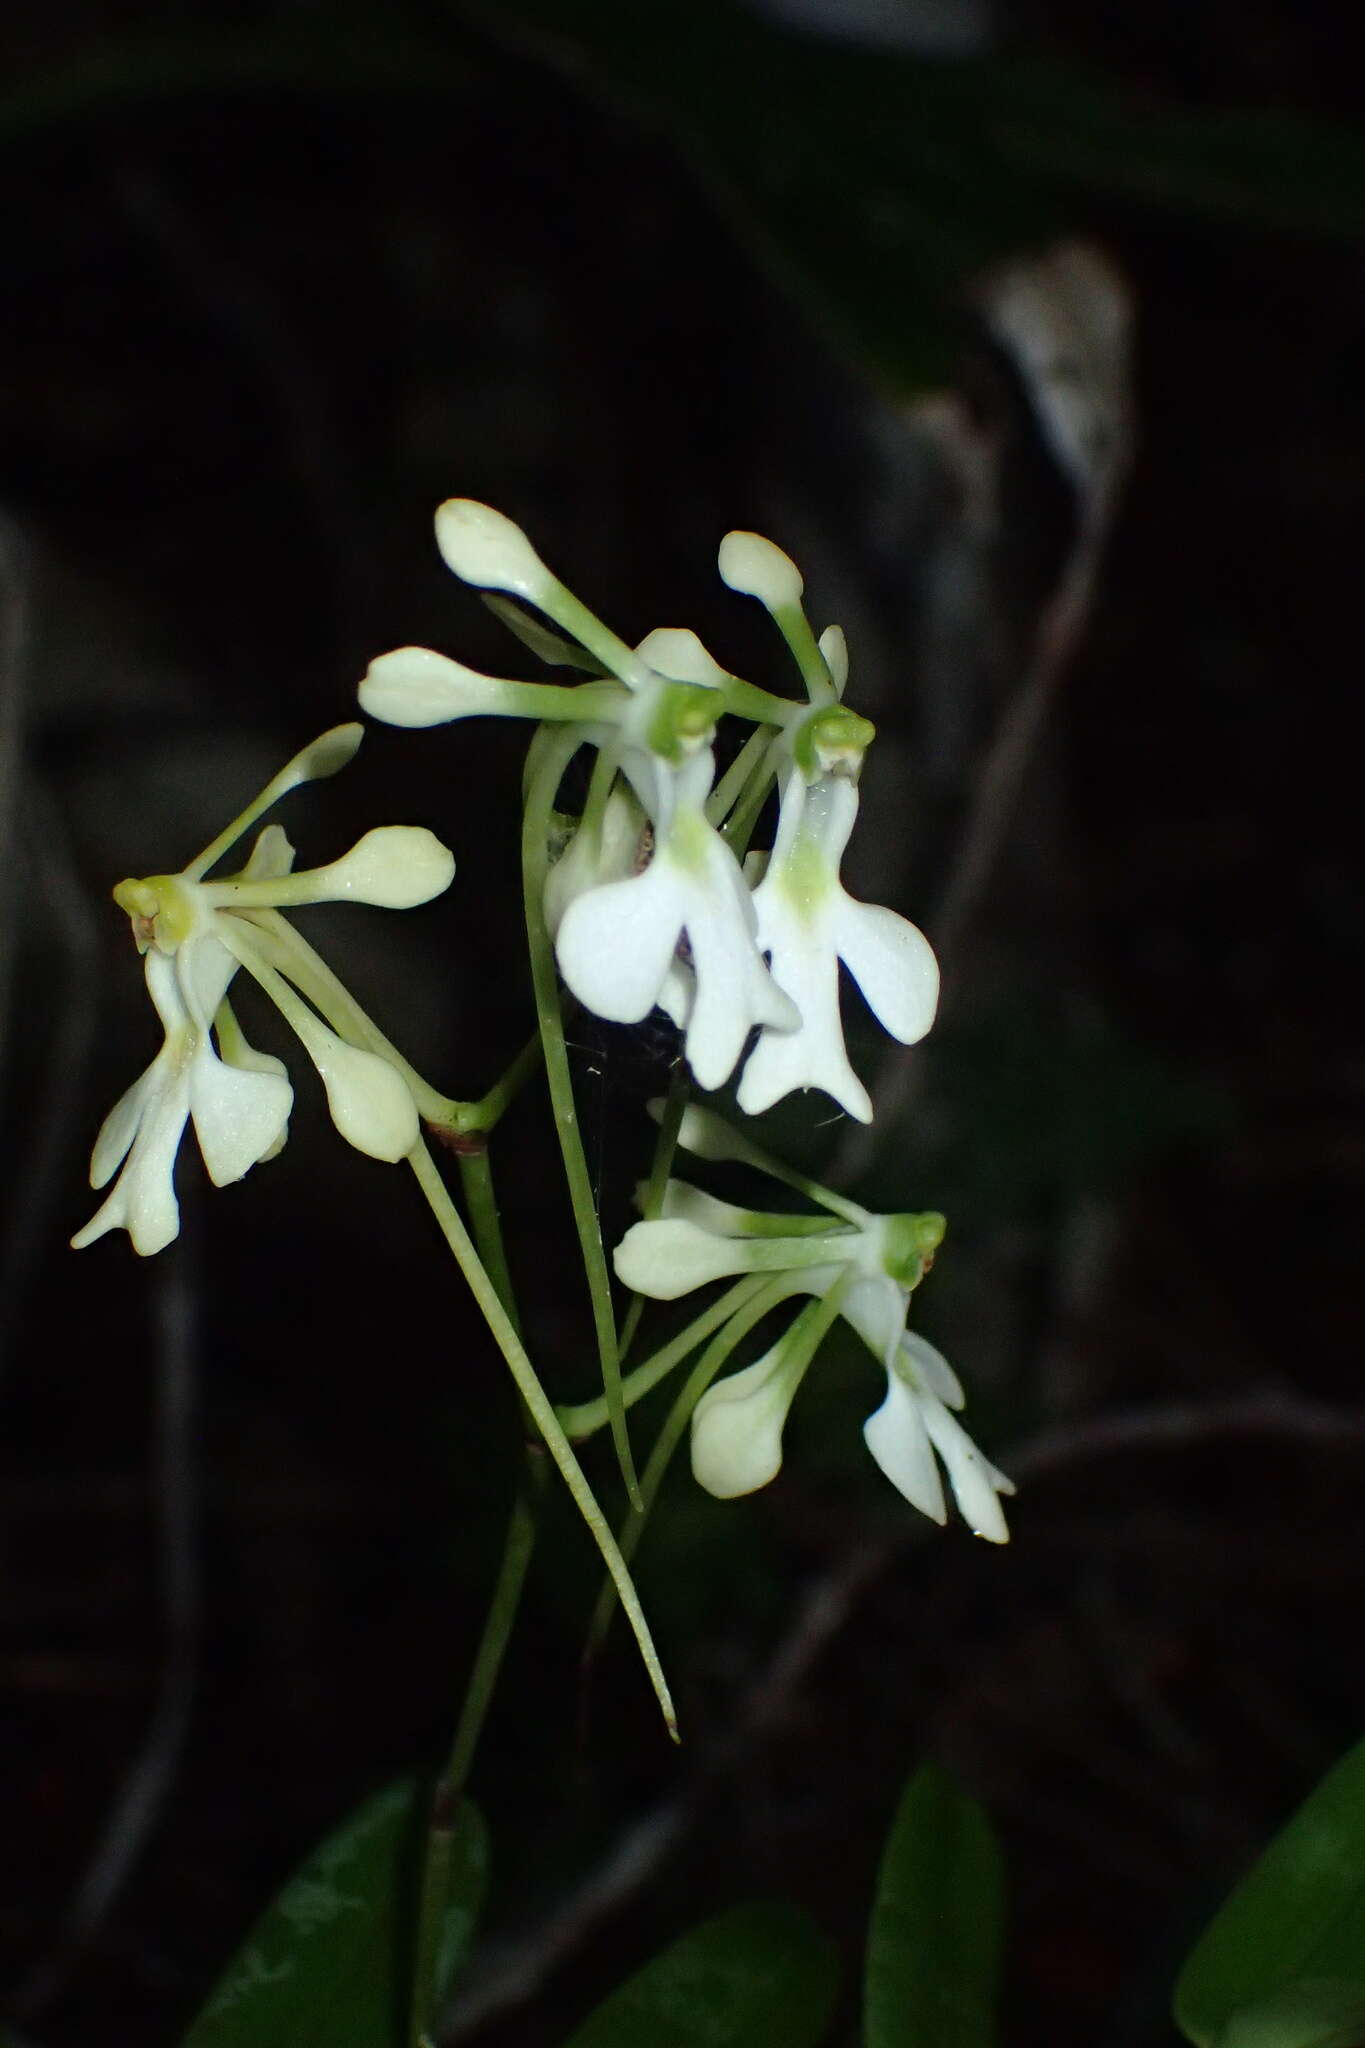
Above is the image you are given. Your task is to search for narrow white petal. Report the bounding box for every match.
[184,932,242,1029]
[359,646,528,728]
[835,900,940,1045]
[189,1041,293,1186]
[691,1338,805,1499]
[841,1274,910,1369]
[718,531,803,608]
[301,825,455,909]
[901,1330,964,1409]
[920,1403,1014,1544]
[72,1063,192,1256]
[862,1372,947,1524]
[88,1060,163,1189]
[613,1218,767,1299]
[556,863,687,1024]
[243,824,295,882]
[434,499,551,601]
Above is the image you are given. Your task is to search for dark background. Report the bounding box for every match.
[2,3,1364,2043]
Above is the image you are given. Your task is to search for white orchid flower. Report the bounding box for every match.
[614,1105,1013,1540]
[360,514,800,1090]
[739,747,939,1123]
[73,725,455,1256]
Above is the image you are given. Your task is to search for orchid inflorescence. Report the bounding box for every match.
[360,502,940,1117]
[74,500,1011,1586]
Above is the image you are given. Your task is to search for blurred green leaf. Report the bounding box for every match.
[181,1778,487,2048]
[1219,1981,1365,2048]
[865,1762,1004,2048]
[7,2,1365,399]
[1175,1735,1365,2048]
[562,1900,838,2048]
[486,0,1365,394]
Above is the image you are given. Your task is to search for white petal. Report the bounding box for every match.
[189,1041,293,1186]
[359,646,530,728]
[434,499,551,601]
[556,861,688,1024]
[717,531,803,608]
[635,626,729,687]
[901,1330,964,1409]
[656,958,694,1029]
[184,931,243,1028]
[681,856,799,1091]
[738,894,871,1122]
[301,825,455,909]
[818,624,848,693]
[835,900,940,1045]
[215,1015,291,1163]
[920,1403,1014,1544]
[691,1338,805,1499]
[613,1218,768,1299]
[863,1371,948,1524]
[841,1273,910,1369]
[88,1060,163,1189]
[72,1060,192,1256]
[543,787,645,939]
[244,824,296,882]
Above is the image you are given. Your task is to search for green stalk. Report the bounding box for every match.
[615,1064,690,1361]
[586,1279,849,1655]
[559,1276,774,1440]
[522,725,639,1506]
[408,1144,539,2048]
[408,1139,674,1735]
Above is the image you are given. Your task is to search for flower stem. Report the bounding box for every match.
[585,1279,850,1658]
[522,725,639,1507]
[558,1275,774,1441]
[406,1138,674,1734]
[615,1064,689,1362]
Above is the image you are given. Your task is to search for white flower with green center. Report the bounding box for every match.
[613,1106,1013,1540]
[73,724,455,1256]
[554,719,797,1094]
[738,714,940,1123]
[359,504,798,1091]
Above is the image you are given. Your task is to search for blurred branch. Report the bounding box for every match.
[837,242,1134,1180]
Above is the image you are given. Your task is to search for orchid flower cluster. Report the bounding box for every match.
[73,498,1012,1582]
[359,501,940,1118]
[72,724,453,1255]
